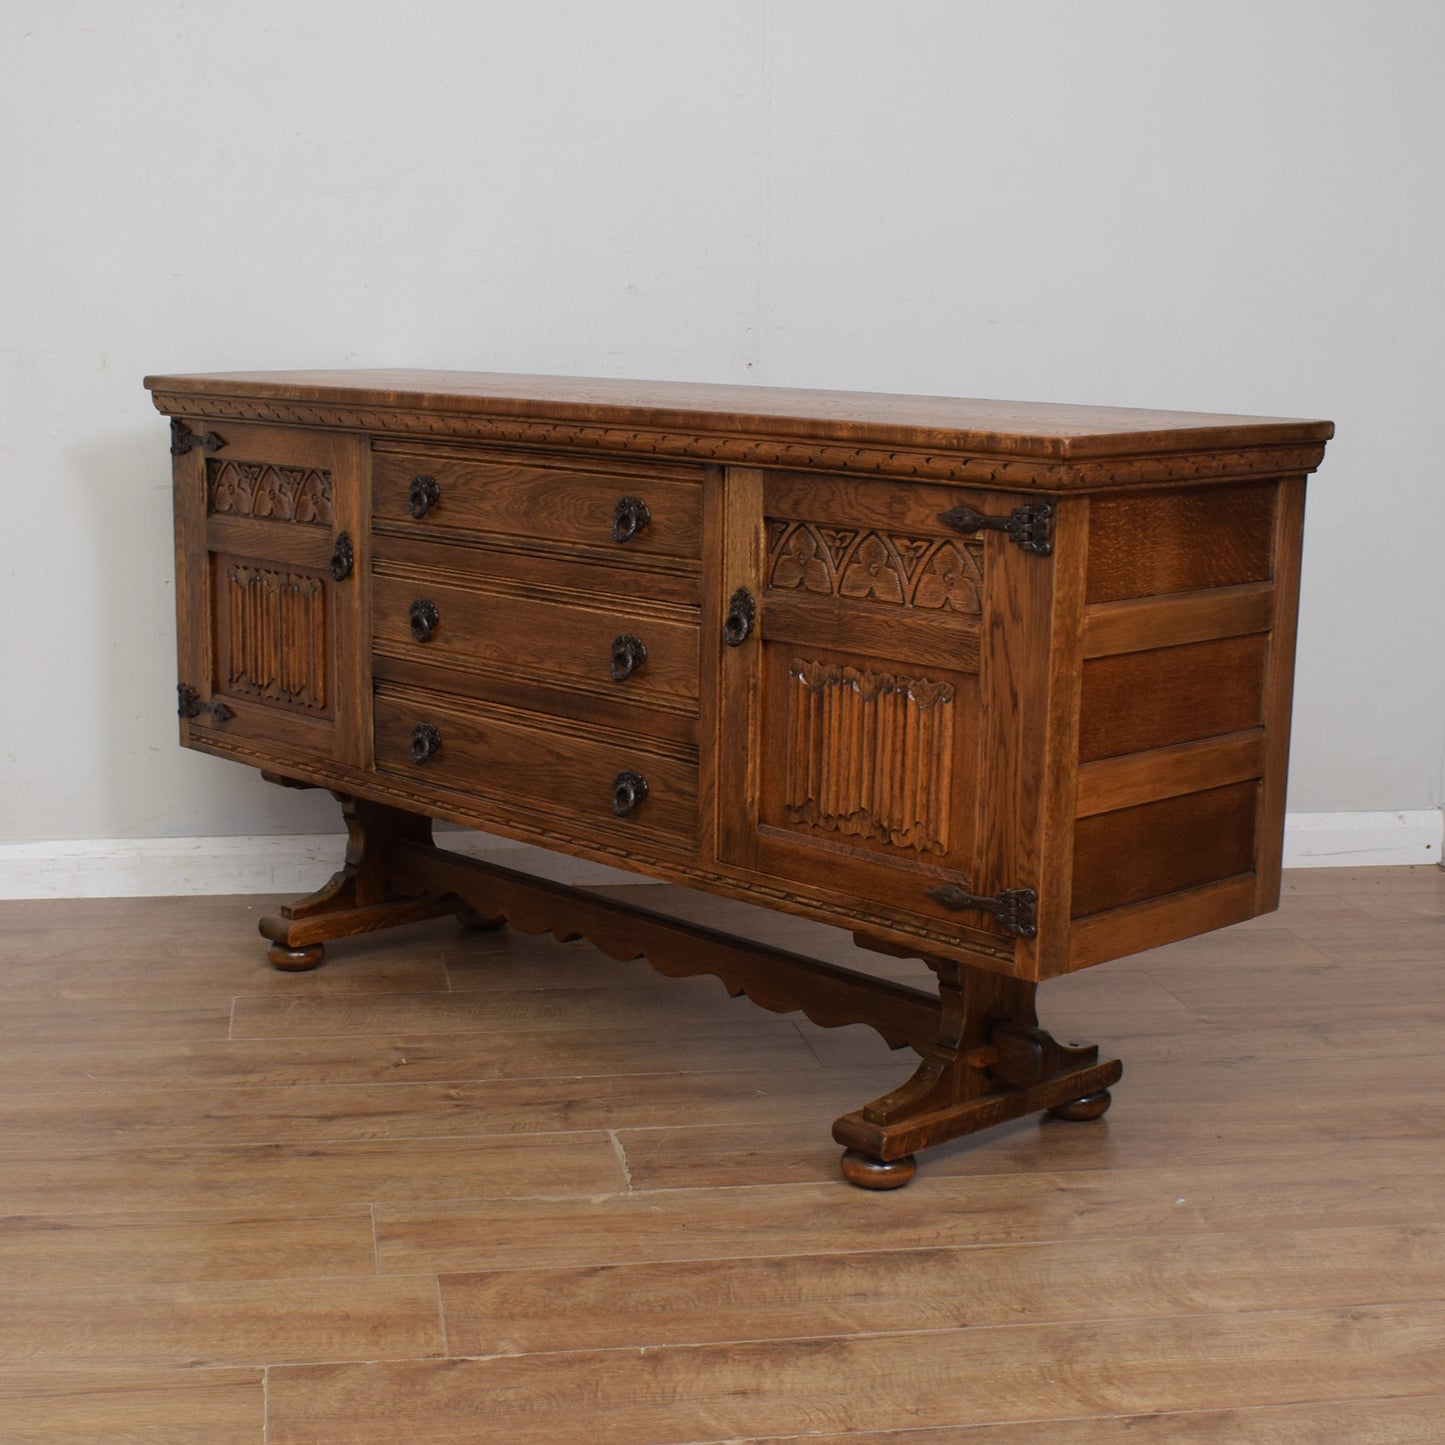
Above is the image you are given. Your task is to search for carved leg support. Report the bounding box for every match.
[832,958,1122,1189]
[257,792,483,970]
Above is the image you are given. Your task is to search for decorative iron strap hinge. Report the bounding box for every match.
[926,883,1038,938]
[177,684,233,724]
[170,419,225,456]
[937,501,1053,556]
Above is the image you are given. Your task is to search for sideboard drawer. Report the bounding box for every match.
[373,689,698,849]
[372,448,704,560]
[372,572,699,713]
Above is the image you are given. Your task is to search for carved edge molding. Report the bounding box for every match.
[149,391,1329,488]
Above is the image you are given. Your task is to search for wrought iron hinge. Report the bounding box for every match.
[938,501,1053,556]
[926,883,1038,938]
[170,419,225,456]
[177,684,233,724]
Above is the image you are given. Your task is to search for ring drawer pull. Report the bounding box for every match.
[409,599,440,643]
[329,532,354,582]
[611,769,648,817]
[409,474,441,519]
[612,496,650,544]
[609,634,648,681]
[410,722,442,765]
[723,587,756,646]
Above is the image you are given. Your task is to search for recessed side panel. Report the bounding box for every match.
[1065,477,1302,971]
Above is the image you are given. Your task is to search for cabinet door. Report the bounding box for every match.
[717,468,1052,952]
[172,420,364,769]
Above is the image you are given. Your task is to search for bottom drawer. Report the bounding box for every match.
[373,689,698,849]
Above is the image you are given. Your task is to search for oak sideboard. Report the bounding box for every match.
[146,369,1332,1187]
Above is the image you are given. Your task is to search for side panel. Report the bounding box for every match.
[1064,476,1307,971]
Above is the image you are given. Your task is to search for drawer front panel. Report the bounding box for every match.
[373,451,703,560]
[374,691,698,848]
[372,573,699,712]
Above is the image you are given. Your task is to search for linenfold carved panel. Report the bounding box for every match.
[784,659,953,855]
[222,564,327,711]
[766,521,983,613]
[207,458,334,525]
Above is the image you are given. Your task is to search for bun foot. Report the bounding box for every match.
[1047,1089,1112,1122]
[456,906,506,933]
[267,941,326,971]
[840,1149,917,1190]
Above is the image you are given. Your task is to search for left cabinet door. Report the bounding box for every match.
[172,420,364,770]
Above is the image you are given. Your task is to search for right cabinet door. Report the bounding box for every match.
[718,468,1053,954]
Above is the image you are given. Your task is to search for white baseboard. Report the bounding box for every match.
[0,830,644,900]
[1282,809,1442,868]
[0,810,1440,900]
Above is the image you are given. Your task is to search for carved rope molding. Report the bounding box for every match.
[151,391,1326,487]
[767,520,984,613]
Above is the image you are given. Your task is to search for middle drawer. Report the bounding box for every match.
[372,571,700,713]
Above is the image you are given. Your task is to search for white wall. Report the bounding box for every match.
[2,0,1441,854]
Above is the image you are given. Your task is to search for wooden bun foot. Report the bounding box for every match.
[840,1149,917,1190]
[267,941,326,971]
[456,906,506,933]
[1047,1089,1112,1122]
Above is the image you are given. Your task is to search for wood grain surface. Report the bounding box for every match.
[1,866,1440,1440]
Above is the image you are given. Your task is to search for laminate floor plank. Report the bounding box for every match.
[0,1065,902,1153]
[0,996,232,1047]
[375,1152,1445,1276]
[0,1365,263,1444]
[229,978,814,1040]
[1,1132,625,1215]
[0,1205,378,1290]
[439,1221,1445,1355]
[0,924,451,1000]
[264,1301,1445,1444]
[0,1274,443,1369]
[0,1020,824,1092]
[616,1091,1445,1191]
[727,1392,1445,1442]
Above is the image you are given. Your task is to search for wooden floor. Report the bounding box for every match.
[0,866,1442,1442]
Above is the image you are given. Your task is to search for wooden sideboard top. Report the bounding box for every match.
[144,369,1333,478]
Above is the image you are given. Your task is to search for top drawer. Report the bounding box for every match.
[372,447,704,560]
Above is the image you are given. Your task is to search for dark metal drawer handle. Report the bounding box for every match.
[612,496,650,543]
[409,599,439,643]
[410,722,442,765]
[723,587,755,646]
[609,634,648,681]
[329,532,354,582]
[611,769,648,817]
[409,474,441,519]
